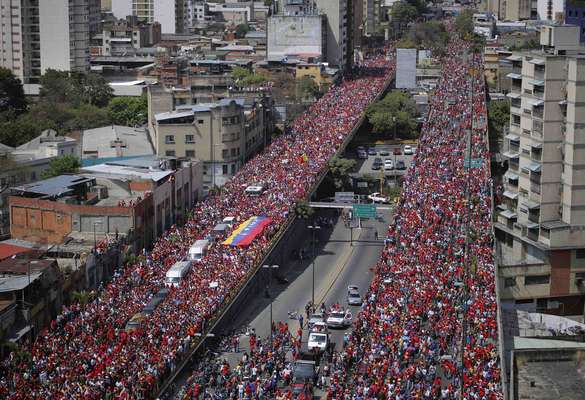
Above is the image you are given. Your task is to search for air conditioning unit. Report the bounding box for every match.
[90,185,108,200]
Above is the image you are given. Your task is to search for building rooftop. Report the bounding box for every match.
[156,98,246,121]
[81,125,155,160]
[80,157,174,183]
[11,175,94,199]
[16,129,76,151]
[0,273,42,292]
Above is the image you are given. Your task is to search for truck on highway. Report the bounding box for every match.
[165,260,192,287]
[189,239,210,261]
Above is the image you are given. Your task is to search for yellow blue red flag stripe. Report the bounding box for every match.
[222,216,272,247]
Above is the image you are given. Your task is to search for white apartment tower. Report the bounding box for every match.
[314,0,348,69]
[112,0,189,34]
[496,25,585,315]
[0,0,90,85]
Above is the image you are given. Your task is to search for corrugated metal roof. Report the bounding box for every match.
[11,175,93,197]
[0,273,42,292]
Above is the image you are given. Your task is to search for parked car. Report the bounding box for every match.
[368,148,377,156]
[379,149,390,156]
[368,192,389,203]
[372,157,383,170]
[393,147,401,155]
[347,290,363,306]
[396,160,406,170]
[403,145,413,155]
[357,149,368,159]
[347,285,359,294]
[326,309,352,328]
[384,159,394,170]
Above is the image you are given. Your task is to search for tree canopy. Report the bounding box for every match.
[455,10,474,37]
[108,95,148,126]
[235,24,250,38]
[298,76,320,99]
[41,155,81,179]
[366,91,419,138]
[391,1,419,25]
[0,68,27,115]
[327,156,356,189]
[488,100,510,136]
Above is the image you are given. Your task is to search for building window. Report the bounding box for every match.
[165,135,175,144]
[222,149,229,159]
[524,275,550,285]
[231,164,236,174]
[231,148,236,156]
[166,150,176,157]
[186,150,195,157]
[504,277,516,287]
[576,249,585,259]
[198,119,204,124]
[222,164,228,174]
[185,135,194,143]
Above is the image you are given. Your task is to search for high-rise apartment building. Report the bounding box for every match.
[363,0,380,36]
[111,0,189,34]
[0,0,90,85]
[566,0,585,43]
[496,25,585,316]
[314,0,349,69]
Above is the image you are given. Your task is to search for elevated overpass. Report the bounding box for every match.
[156,65,396,398]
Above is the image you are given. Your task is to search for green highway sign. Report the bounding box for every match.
[464,158,483,169]
[353,204,377,219]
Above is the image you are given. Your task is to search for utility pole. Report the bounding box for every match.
[307,224,321,306]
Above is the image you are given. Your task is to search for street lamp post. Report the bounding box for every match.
[307,224,321,306]
[93,220,103,252]
[262,264,279,351]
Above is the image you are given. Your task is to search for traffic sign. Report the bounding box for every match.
[335,191,355,203]
[464,158,483,169]
[353,204,377,218]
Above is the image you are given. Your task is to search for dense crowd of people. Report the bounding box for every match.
[0,50,394,398]
[331,37,502,399]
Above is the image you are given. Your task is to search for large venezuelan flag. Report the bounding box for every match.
[222,216,272,247]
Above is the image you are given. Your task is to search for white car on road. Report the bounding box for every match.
[347,290,363,306]
[384,160,394,170]
[368,192,389,204]
[326,310,352,328]
[403,145,414,155]
[307,331,328,353]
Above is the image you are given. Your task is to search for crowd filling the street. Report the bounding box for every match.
[0,49,395,398]
[331,36,502,399]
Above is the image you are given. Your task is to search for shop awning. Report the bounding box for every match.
[506,55,522,62]
[528,99,544,107]
[505,134,520,141]
[528,58,545,65]
[507,92,521,99]
[503,190,519,199]
[528,79,545,86]
[501,210,518,219]
[505,172,519,180]
[527,161,542,173]
[507,73,522,80]
[525,221,539,229]
[531,142,543,149]
[522,200,540,210]
[503,151,519,159]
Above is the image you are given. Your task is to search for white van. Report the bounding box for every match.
[222,216,236,227]
[165,260,192,287]
[189,239,210,261]
[211,223,228,237]
[244,185,265,195]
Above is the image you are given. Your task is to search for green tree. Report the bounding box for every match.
[75,72,114,107]
[39,69,74,104]
[0,68,27,115]
[235,24,250,38]
[391,1,419,27]
[231,66,251,83]
[298,76,320,98]
[243,73,268,86]
[64,104,110,131]
[406,21,449,55]
[327,156,356,189]
[0,116,39,147]
[366,91,419,138]
[294,200,314,220]
[455,10,474,37]
[488,100,510,135]
[107,95,148,126]
[41,155,81,179]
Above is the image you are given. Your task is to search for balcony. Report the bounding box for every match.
[221,132,240,142]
